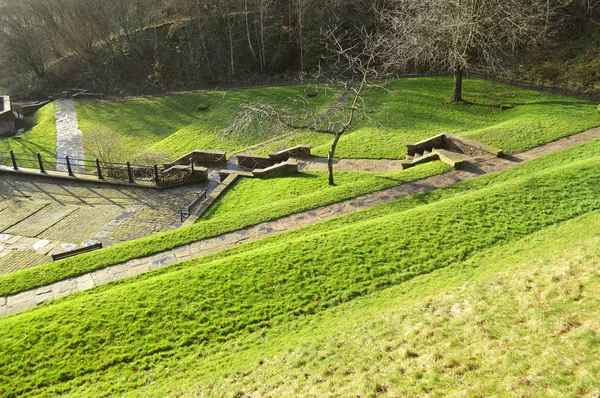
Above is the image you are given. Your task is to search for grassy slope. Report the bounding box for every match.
[74,78,599,162]
[526,17,600,94]
[0,161,447,297]
[0,103,56,156]
[256,77,600,158]
[1,142,599,396]
[202,163,450,220]
[74,85,343,160]
[150,212,600,397]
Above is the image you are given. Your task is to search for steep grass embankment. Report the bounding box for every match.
[1,140,599,396]
[0,161,447,297]
[0,103,56,157]
[256,77,600,158]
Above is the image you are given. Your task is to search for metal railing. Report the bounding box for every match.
[0,150,200,188]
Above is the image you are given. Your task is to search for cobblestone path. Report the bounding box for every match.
[0,173,205,274]
[54,99,84,172]
[1,127,599,317]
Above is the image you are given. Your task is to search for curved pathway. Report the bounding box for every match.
[54,99,84,172]
[1,128,599,317]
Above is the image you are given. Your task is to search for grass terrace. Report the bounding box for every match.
[254,77,600,158]
[0,161,449,296]
[0,103,57,156]
[1,137,599,396]
[75,84,344,161]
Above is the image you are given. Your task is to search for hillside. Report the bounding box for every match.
[524,16,600,94]
[1,135,600,396]
[74,77,600,161]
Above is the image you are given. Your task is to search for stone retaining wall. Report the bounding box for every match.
[268,145,311,162]
[253,159,299,178]
[0,96,16,138]
[164,150,227,168]
[236,154,275,169]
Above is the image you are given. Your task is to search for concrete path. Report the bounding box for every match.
[54,99,84,172]
[1,128,599,318]
[299,157,407,172]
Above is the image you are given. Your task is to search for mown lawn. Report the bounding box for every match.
[202,163,450,221]
[256,77,600,158]
[148,211,600,397]
[1,140,599,396]
[74,84,344,161]
[74,78,599,163]
[0,161,448,297]
[0,103,56,157]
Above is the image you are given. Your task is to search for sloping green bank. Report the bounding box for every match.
[1,146,599,396]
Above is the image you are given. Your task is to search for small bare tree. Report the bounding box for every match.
[225,29,378,186]
[378,0,553,101]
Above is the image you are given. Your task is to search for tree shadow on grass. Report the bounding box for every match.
[0,137,56,156]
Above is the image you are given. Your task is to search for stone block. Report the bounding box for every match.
[164,150,227,168]
[253,159,299,178]
[236,154,275,169]
[268,145,312,162]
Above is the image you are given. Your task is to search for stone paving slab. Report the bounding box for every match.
[54,99,85,172]
[1,128,599,318]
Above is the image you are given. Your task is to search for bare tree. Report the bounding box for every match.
[1,0,50,78]
[378,0,552,101]
[225,30,378,185]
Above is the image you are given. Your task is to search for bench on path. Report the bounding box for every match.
[51,243,103,261]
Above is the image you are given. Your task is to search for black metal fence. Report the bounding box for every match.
[0,150,199,188]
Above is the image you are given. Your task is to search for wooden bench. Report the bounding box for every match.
[51,243,103,261]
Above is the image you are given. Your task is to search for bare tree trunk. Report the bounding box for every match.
[244,0,257,59]
[259,0,267,71]
[327,132,342,186]
[227,15,235,77]
[452,68,463,102]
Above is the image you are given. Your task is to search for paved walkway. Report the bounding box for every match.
[1,128,599,317]
[54,99,84,172]
[299,157,408,172]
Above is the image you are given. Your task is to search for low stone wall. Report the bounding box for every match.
[444,134,503,157]
[0,96,16,138]
[406,133,502,158]
[16,100,52,116]
[253,159,299,178]
[164,150,227,168]
[268,145,311,162]
[406,134,446,156]
[236,154,275,169]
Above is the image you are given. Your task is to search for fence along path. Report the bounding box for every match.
[1,127,599,318]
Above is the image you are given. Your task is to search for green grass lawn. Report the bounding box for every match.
[202,162,450,221]
[0,103,56,157]
[255,77,600,158]
[74,78,599,163]
[150,212,600,397]
[1,138,600,396]
[0,161,448,297]
[75,84,344,161]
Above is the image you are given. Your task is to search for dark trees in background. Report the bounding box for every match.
[0,0,595,97]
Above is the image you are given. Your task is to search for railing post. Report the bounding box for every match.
[9,150,17,170]
[127,162,134,183]
[153,164,160,186]
[65,156,74,176]
[96,159,103,180]
[37,153,45,173]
